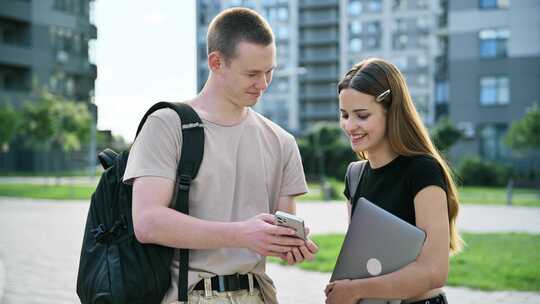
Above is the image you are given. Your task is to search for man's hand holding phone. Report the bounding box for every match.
[274,211,319,265]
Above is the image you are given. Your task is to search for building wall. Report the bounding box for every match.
[196,0,441,135]
[448,0,540,167]
[0,0,97,172]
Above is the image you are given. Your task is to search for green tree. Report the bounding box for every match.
[504,103,540,151]
[20,90,92,173]
[0,103,21,152]
[299,122,356,182]
[431,117,462,153]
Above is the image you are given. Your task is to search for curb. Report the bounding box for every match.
[0,258,5,303]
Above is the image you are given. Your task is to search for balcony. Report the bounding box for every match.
[300,15,339,27]
[300,0,338,9]
[0,1,31,22]
[0,43,33,66]
[88,24,97,39]
[300,91,337,100]
[301,72,339,82]
[299,54,339,64]
[301,108,338,120]
[300,36,339,46]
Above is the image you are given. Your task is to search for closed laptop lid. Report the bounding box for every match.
[330,197,426,282]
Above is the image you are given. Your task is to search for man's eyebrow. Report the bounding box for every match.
[246,65,276,73]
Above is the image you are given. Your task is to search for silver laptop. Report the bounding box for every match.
[330,198,426,304]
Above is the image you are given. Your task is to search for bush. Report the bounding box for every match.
[458,157,512,187]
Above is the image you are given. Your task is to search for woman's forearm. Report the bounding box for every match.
[351,260,447,300]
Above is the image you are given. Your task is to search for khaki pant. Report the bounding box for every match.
[187,289,265,304]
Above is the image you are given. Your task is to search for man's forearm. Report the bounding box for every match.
[134,205,243,249]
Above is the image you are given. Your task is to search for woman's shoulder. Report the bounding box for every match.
[404,154,448,193]
[404,154,443,175]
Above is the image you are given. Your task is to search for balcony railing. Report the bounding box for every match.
[0,1,31,22]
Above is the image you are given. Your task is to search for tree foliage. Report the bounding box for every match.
[298,122,357,180]
[504,103,540,151]
[431,117,462,153]
[20,90,92,152]
[0,103,21,152]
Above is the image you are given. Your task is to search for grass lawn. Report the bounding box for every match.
[300,183,540,207]
[459,186,540,207]
[0,182,538,207]
[0,184,94,200]
[0,169,101,177]
[269,233,540,292]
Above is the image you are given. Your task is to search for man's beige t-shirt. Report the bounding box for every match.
[123,106,308,304]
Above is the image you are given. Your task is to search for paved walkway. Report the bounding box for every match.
[0,197,539,303]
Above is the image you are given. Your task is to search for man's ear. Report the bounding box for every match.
[208,52,222,73]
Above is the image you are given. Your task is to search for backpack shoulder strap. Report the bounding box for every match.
[346,160,368,203]
[135,101,204,213]
[135,101,204,302]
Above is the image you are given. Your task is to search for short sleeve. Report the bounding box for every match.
[279,135,308,196]
[408,156,447,198]
[123,109,182,184]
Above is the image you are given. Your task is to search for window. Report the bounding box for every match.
[367,0,382,13]
[277,7,288,21]
[417,73,427,86]
[479,124,508,160]
[393,0,405,10]
[480,76,509,105]
[417,55,427,67]
[276,24,289,40]
[479,29,509,58]
[394,19,407,32]
[349,0,363,16]
[53,0,85,15]
[416,16,429,30]
[479,0,509,9]
[366,21,381,34]
[394,56,408,71]
[366,37,380,50]
[435,80,448,104]
[350,38,362,52]
[350,21,362,35]
[393,34,408,49]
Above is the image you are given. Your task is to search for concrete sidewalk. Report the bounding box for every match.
[0,197,539,303]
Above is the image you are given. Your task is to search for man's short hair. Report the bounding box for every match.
[207,7,274,63]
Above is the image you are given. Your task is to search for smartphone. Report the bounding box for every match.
[274,211,306,240]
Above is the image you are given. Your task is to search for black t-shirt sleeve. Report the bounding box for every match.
[343,173,351,200]
[408,156,447,198]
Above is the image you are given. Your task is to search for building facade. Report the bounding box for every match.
[196,0,442,135]
[0,0,97,171]
[446,0,540,166]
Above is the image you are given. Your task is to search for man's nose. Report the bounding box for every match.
[255,74,269,91]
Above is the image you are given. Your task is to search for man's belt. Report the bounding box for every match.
[193,274,259,292]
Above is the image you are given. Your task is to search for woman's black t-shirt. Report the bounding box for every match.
[344,155,447,226]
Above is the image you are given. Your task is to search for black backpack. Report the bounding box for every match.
[76,102,204,304]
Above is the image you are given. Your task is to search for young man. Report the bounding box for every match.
[123,7,319,304]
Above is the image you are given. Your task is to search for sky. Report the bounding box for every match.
[93,0,197,141]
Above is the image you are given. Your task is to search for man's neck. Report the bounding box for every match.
[190,85,249,126]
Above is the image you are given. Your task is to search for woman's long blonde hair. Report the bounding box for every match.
[338,58,463,254]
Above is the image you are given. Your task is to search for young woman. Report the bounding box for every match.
[325,58,462,304]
